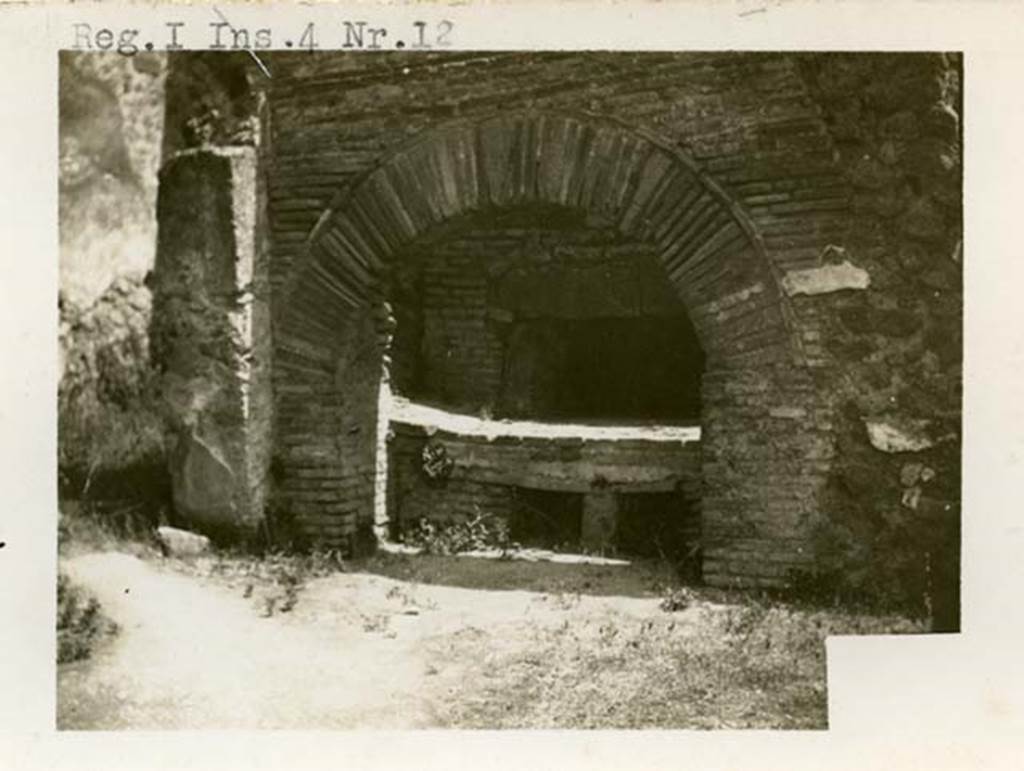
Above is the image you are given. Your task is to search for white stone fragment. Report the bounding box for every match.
[770,406,806,420]
[901,486,922,510]
[782,260,871,296]
[865,417,934,453]
[156,526,211,557]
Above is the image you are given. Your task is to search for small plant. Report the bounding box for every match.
[272,564,301,614]
[257,546,346,616]
[719,598,772,642]
[386,584,416,607]
[262,595,278,618]
[58,500,163,557]
[361,613,391,633]
[550,591,581,611]
[57,572,118,663]
[400,511,520,557]
[190,545,345,617]
[659,586,694,613]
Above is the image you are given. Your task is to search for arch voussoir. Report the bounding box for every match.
[617,149,678,237]
[360,170,420,247]
[383,154,436,235]
[605,133,654,224]
[647,179,704,247]
[449,127,483,215]
[473,116,514,208]
[535,116,577,206]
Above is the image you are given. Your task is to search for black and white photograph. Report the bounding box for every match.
[3,2,1024,768]
[54,47,962,730]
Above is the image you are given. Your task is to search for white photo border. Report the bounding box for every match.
[2,2,1021,769]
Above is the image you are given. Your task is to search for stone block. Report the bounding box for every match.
[864,415,935,453]
[770,406,807,420]
[581,493,618,551]
[781,260,870,296]
[156,526,211,557]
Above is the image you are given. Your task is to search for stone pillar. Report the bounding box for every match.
[581,493,618,552]
[150,146,271,538]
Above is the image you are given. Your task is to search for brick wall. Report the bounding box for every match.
[263,52,836,305]
[261,51,828,579]
[389,205,700,419]
[387,420,702,555]
[272,301,386,548]
[157,51,961,605]
[794,53,962,624]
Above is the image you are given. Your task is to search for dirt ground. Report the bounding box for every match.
[57,548,923,730]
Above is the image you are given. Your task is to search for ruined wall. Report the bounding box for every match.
[388,424,517,533]
[387,420,702,555]
[263,52,844,297]
[382,200,706,556]
[164,51,964,608]
[794,54,962,623]
[264,51,839,580]
[700,367,831,585]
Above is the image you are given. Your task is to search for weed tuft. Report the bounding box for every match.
[659,586,695,612]
[57,572,118,664]
[400,512,520,558]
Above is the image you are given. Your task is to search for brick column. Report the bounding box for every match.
[700,366,831,587]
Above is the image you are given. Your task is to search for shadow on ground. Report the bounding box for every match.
[356,550,678,598]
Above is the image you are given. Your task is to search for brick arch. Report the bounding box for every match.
[283,111,799,369]
[273,111,823,581]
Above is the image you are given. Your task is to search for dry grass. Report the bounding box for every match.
[58,502,161,559]
[360,550,677,597]
[357,551,925,730]
[439,596,923,729]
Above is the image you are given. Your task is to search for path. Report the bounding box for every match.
[57,550,664,729]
